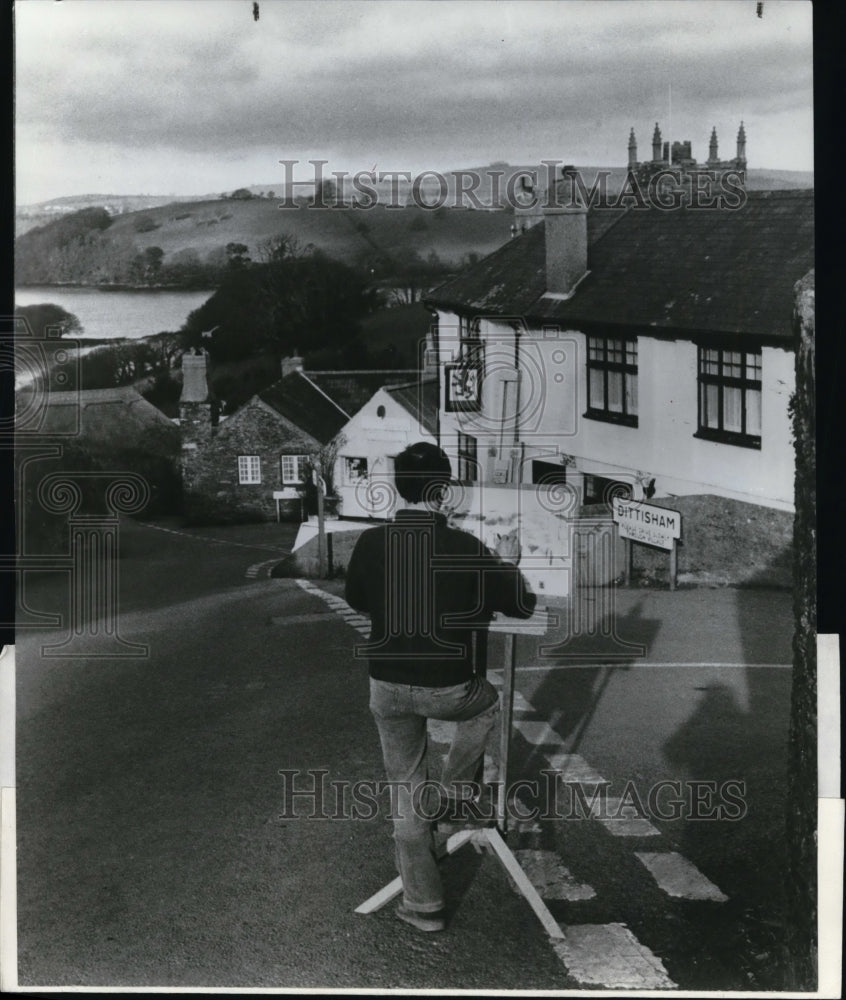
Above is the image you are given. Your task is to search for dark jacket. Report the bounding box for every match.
[345,509,536,686]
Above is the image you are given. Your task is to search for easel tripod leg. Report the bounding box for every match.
[354,830,476,914]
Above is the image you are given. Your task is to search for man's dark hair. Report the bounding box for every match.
[394,442,452,504]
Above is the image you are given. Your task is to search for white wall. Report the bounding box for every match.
[334,387,437,520]
[435,309,795,512]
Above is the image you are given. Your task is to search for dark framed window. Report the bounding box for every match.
[343,456,368,484]
[458,315,483,365]
[457,432,478,483]
[583,474,632,506]
[586,336,638,426]
[696,347,761,448]
[531,459,567,486]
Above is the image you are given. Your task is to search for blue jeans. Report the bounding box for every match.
[369,675,500,913]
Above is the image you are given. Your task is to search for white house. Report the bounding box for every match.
[333,379,439,520]
[424,186,814,587]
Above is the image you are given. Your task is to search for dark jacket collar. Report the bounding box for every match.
[393,508,448,527]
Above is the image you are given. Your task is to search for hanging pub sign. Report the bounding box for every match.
[444,361,482,412]
[612,497,681,552]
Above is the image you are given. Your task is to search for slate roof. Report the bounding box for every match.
[426,190,814,341]
[257,372,349,445]
[306,370,418,417]
[384,379,439,436]
[248,369,428,446]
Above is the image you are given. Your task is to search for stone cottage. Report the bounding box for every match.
[178,351,417,522]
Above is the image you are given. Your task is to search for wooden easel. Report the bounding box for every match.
[354,608,564,940]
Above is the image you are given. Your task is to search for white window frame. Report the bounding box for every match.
[280,454,308,485]
[238,455,262,485]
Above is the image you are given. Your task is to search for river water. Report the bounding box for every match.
[15,286,214,341]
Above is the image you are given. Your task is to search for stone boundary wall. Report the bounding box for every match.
[582,493,793,587]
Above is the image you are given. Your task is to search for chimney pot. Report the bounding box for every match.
[180,350,211,403]
[281,354,305,377]
[543,166,588,299]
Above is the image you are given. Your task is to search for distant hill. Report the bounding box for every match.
[15,193,202,237]
[16,163,812,236]
[15,162,813,287]
[14,199,514,288]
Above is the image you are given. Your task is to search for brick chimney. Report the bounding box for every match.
[179,349,217,452]
[180,349,211,403]
[543,167,588,298]
[281,352,304,377]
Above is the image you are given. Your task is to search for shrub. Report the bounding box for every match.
[134,215,161,233]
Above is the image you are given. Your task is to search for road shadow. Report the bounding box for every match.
[657,570,795,990]
[522,590,661,749]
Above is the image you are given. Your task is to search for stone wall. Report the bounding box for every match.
[785,268,816,986]
[621,493,793,587]
[181,398,317,523]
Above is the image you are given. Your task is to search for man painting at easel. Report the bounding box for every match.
[346,442,535,932]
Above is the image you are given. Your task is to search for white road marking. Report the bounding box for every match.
[544,753,607,784]
[512,849,596,901]
[597,815,661,837]
[513,720,560,745]
[635,851,729,901]
[552,923,676,989]
[293,582,373,635]
[270,612,336,626]
[517,661,791,671]
[140,520,289,553]
[245,557,285,579]
[594,798,660,837]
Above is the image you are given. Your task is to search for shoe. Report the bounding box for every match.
[396,903,446,932]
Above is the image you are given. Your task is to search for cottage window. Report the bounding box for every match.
[280,454,308,484]
[344,456,368,484]
[585,336,638,427]
[238,455,261,485]
[696,347,762,449]
[457,432,478,483]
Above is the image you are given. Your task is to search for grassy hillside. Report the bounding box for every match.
[15,198,515,287]
[130,200,512,263]
[16,160,812,287]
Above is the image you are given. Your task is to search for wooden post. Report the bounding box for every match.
[669,540,678,591]
[497,632,517,834]
[316,478,327,578]
[622,537,632,586]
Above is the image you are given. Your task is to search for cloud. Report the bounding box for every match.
[14,0,814,201]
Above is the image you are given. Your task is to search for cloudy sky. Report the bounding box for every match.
[15,0,813,204]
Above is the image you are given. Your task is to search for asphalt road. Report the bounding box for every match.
[13,516,797,990]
